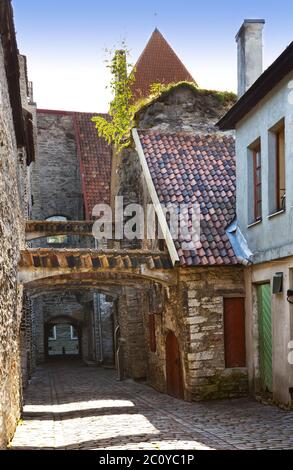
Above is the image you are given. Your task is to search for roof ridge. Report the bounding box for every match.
[131,29,196,100]
[138,129,235,141]
[37,108,110,117]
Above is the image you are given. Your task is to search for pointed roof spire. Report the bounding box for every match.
[131,29,196,100]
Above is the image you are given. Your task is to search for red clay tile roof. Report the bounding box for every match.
[138,130,238,266]
[131,29,196,101]
[73,113,112,219]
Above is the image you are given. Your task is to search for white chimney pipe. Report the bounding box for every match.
[236,19,265,97]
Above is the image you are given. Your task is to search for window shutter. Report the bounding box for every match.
[224,298,246,368]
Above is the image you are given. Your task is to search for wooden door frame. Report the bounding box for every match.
[166,330,184,399]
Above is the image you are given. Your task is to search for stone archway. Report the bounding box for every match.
[19,247,177,385]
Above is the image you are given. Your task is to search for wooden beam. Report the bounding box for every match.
[132,128,180,267]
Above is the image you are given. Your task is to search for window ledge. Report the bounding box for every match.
[267,209,285,219]
[247,219,262,228]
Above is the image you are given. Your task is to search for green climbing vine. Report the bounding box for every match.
[92,44,136,153]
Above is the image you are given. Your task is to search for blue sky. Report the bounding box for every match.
[13,0,293,112]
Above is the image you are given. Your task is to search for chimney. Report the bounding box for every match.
[236,19,265,97]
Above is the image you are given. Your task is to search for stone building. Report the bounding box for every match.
[0,11,254,449]
[112,82,250,400]
[29,109,115,366]
[23,26,251,402]
[28,29,200,371]
[0,0,36,448]
[218,20,293,407]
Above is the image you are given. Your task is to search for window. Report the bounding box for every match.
[224,298,246,368]
[46,216,68,244]
[48,325,57,341]
[252,142,262,221]
[70,326,78,340]
[248,139,262,224]
[269,120,286,213]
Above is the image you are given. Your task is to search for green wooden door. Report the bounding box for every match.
[257,284,273,392]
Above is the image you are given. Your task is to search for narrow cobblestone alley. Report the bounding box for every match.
[10,360,293,450]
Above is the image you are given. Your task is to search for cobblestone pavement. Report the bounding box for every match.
[11,360,293,450]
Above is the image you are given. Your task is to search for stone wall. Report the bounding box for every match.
[112,79,247,401]
[30,111,109,366]
[18,55,37,219]
[48,324,79,356]
[136,85,235,135]
[143,268,248,400]
[117,288,148,379]
[0,41,25,448]
[31,290,116,365]
[32,111,84,222]
[20,294,35,389]
[183,267,248,400]
[143,284,184,393]
[99,294,115,364]
[33,292,89,362]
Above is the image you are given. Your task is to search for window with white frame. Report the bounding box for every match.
[70,326,78,340]
[247,138,262,224]
[48,325,57,341]
[268,119,286,214]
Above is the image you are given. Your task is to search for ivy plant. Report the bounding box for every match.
[92,44,136,153]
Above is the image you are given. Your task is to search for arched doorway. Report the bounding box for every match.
[166,331,184,399]
[45,320,82,359]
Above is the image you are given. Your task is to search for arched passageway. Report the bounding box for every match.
[45,318,81,359]
[23,287,119,371]
[19,246,178,396]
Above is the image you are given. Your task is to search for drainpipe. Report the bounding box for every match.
[94,238,103,364]
[95,293,103,364]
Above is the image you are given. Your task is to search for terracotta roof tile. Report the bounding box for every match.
[131,29,196,101]
[138,130,238,266]
[73,113,112,219]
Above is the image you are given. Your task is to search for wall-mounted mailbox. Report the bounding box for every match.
[272,272,283,294]
[287,290,293,304]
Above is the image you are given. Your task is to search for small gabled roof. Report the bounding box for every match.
[138,130,238,267]
[218,41,293,130]
[131,29,196,100]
